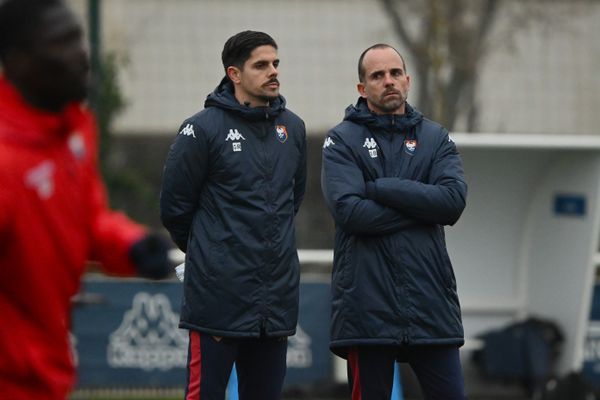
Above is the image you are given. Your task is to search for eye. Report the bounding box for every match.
[391,69,403,77]
[273,60,280,68]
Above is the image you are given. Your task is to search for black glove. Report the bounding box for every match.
[129,232,172,280]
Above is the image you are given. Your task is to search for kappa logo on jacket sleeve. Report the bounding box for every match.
[179,124,196,138]
[323,137,335,149]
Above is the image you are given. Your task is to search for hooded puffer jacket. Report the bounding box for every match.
[321,98,467,356]
[160,79,307,337]
[0,75,146,400]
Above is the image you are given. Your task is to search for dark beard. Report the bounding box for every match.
[259,94,278,104]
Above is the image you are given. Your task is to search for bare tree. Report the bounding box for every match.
[379,0,588,132]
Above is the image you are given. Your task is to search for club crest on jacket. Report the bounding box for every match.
[276,125,288,143]
[404,139,417,155]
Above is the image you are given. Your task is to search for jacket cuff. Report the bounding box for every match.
[365,181,377,199]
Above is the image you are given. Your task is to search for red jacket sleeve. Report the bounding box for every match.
[76,108,146,275]
[89,175,146,276]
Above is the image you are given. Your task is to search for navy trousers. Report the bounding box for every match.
[184,331,288,400]
[347,345,466,400]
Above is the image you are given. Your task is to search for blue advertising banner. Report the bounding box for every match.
[583,282,600,388]
[72,277,331,389]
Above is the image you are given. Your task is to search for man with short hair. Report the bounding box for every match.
[321,44,468,399]
[160,30,307,399]
[0,0,172,399]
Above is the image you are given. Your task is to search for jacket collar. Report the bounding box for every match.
[204,77,286,122]
[0,75,87,147]
[344,97,423,132]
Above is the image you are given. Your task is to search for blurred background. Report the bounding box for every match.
[65,0,600,399]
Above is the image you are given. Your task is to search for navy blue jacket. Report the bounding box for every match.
[160,79,307,337]
[321,99,467,356]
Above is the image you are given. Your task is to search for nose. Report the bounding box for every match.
[268,63,278,77]
[383,72,394,86]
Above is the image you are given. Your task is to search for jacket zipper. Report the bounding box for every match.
[259,113,274,334]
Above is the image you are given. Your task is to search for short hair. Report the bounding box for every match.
[0,0,63,63]
[221,31,277,74]
[357,43,406,82]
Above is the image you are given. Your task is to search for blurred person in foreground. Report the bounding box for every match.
[321,43,468,399]
[0,0,172,398]
[160,31,307,399]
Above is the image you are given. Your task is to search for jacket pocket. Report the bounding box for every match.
[339,236,355,289]
[204,238,227,280]
[433,225,455,288]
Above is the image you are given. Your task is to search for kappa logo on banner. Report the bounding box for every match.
[584,321,600,362]
[286,324,312,368]
[276,125,288,143]
[107,292,188,371]
[404,139,417,156]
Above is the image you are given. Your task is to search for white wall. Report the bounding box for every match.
[447,135,600,373]
[69,0,600,136]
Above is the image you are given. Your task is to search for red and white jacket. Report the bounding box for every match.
[0,75,146,399]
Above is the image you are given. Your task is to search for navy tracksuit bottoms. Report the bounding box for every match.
[347,345,466,400]
[184,331,288,400]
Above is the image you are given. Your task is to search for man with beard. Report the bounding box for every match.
[321,44,468,399]
[0,0,172,399]
[160,31,307,399]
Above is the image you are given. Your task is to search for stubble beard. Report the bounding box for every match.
[372,96,404,114]
[258,91,278,105]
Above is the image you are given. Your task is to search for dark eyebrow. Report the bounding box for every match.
[252,58,279,67]
[369,67,404,79]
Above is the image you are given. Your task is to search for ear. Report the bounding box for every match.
[357,82,367,99]
[226,66,242,84]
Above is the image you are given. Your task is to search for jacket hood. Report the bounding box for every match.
[204,76,286,121]
[344,97,423,132]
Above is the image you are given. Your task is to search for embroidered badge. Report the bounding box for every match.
[68,132,86,160]
[404,139,417,156]
[276,125,288,143]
